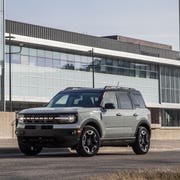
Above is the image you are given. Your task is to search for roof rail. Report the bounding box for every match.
[104,86,135,91]
[63,87,91,91]
[104,86,117,89]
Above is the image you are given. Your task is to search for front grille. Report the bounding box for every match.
[23,114,74,124]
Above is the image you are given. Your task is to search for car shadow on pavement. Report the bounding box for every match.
[0,152,79,159]
[0,147,137,159]
[97,152,135,156]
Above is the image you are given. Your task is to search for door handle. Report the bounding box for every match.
[133,113,138,117]
[116,113,122,116]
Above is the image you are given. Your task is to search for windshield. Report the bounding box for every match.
[47,91,103,108]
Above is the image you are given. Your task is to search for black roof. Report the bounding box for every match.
[61,87,138,93]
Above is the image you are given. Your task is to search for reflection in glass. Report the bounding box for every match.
[6,46,159,79]
[37,57,45,67]
[61,53,67,60]
[52,59,61,68]
[12,54,21,64]
[37,49,45,57]
[45,58,53,67]
[21,55,29,65]
[53,52,60,59]
[29,48,37,56]
[45,50,53,59]
[21,47,29,56]
[29,56,37,66]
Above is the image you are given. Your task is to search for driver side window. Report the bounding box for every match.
[53,95,69,107]
[102,91,118,109]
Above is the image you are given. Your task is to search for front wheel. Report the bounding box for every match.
[132,126,150,155]
[18,138,42,156]
[76,126,100,157]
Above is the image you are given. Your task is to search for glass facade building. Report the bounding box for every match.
[161,66,180,104]
[5,45,159,110]
[3,20,180,127]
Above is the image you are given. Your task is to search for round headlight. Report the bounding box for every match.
[67,115,76,123]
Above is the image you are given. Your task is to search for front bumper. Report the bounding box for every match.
[16,124,81,148]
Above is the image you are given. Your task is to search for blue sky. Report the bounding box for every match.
[6,0,179,50]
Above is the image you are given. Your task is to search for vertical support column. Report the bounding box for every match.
[91,48,95,88]
[0,0,5,111]
[158,64,162,104]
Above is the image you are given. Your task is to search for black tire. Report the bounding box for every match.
[76,125,100,157]
[132,126,150,155]
[18,138,42,156]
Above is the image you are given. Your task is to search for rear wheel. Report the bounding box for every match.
[132,126,150,155]
[76,126,100,157]
[18,138,42,156]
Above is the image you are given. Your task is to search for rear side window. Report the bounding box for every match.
[117,92,133,109]
[131,93,145,108]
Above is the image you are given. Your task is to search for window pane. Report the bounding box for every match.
[45,50,53,59]
[81,56,91,63]
[5,54,9,63]
[64,61,75,70]
[29,48,37,56]
[118,92,133,109]
[29,56,37,66]
[61,53,67,60]
[80,63,90,71]
[12,54,21,64]
[37,57,45,67]
[45,58,53,67]
[55,95,69,107]
[67,53,74,61]
[74,55,81,62]
[131,93,145,108]
[75,61,81,70]
[37,49,45,57]
[21,47,29,56]
[21,55,29,65]
[61,60,68,69]
[52,59,61,68]
[53,52,60,59]
[102,91,118,108]
[12,46,20,52]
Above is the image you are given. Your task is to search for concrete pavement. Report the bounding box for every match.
[0,139,179,154]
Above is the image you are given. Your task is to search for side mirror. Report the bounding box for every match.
[42,103,47,107]
[104,103,115,109]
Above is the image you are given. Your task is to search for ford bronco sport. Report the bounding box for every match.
[16,86,151,157]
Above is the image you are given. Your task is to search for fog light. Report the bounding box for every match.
[76,129,81,134]
[72,129,81,135]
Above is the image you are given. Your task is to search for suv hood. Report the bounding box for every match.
[19,107,100,114]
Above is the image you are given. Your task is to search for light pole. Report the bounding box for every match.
[88,48,95,88]
[5,33,23,111]
[179,0,180,50]
[0,0,5,111]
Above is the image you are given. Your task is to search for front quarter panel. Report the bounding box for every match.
[77,108,105,137]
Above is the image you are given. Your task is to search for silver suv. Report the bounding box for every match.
[16,86,151,157]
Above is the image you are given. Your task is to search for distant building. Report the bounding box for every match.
[3,19,180,127]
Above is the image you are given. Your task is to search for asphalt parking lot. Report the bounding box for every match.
[0,139,179,179]
[0,151,180,179]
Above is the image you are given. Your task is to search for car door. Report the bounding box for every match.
[116,91,137,137]
[101,91,125,138]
